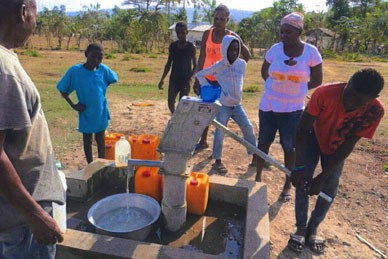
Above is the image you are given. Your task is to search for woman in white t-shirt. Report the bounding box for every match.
[255,12,323,202]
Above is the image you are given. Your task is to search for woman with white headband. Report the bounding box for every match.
[255,12,323,203]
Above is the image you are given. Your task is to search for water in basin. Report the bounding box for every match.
[96,207,153,232]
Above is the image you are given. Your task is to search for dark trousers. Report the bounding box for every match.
[168,82,190,113]
[83,130,105,163]
[295,129,345,231]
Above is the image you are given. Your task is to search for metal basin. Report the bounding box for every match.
[88,193,161,241]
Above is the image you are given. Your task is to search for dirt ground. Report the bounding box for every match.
[60,97,387,259]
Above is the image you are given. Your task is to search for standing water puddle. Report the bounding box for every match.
[145,200,245,258]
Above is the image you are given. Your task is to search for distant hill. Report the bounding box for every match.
[185,7,254,23]
[65,7,254,23]
[230,9,255,22]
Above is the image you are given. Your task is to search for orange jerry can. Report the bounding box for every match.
[135,167,163,202]
[128,135,139,156]
[105,133,124,160]
[129,134,160,161]
[186,172,209,215]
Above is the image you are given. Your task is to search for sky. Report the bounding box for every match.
[37,0,327,13]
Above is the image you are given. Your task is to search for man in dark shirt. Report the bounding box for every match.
[158,22,197,113]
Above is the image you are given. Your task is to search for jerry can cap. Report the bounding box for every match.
[142,170,151,177]
[190,178,198,185]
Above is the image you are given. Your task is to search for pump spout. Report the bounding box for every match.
[127,159,164,178]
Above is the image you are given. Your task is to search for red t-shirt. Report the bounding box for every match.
[306,83,384,155]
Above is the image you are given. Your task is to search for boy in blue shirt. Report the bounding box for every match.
[57,43,118,164]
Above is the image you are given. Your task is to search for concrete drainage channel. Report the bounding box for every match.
[57,161,270,259]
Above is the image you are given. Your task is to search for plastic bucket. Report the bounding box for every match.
[186,172,209,215]
[135,167,163,202]
[200,85,221,103]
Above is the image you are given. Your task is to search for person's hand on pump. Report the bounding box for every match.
[291,165,305,189]
[307,173,326,196]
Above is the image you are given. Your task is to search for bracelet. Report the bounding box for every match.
[293,165,305,172]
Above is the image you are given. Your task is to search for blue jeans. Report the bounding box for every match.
[258,110,302,152]
[0,203,56,259]
[212,104,256,160]
[295,130,344,231]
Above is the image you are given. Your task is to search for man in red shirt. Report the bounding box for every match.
[288,68,385,254]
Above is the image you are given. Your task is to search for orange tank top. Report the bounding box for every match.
[203,28,231,81]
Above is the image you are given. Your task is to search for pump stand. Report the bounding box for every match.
[157,96,220,231]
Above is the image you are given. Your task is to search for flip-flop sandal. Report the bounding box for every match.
[288,234,305,253]
[212,162,228,174]
[306,235,326,254]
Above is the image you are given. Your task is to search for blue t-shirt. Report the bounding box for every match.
[57,63,118,133]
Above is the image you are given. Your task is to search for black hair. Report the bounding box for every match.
[85,43,103,55]
[175,22,188,31]
[215,4,230,17]
[349,68,384,96]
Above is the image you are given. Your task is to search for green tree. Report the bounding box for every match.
[104,7,140,52]
[237,8,279,55]
[238,14,262,55]
[355,0,388,53]
[325,0,388,54]
[304,11,327,47]
[36,5,70,49]
[228,17,238,32]
[74,4,109,48]
[272,0,304,25]
[122,0,163,12]
[173,7,188,23]
[36,8,54,49]
[192,4,202,23]
[326,0,351,28]
[349,0,378,18]
[201,0,216,24]
[138,11,168,52]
